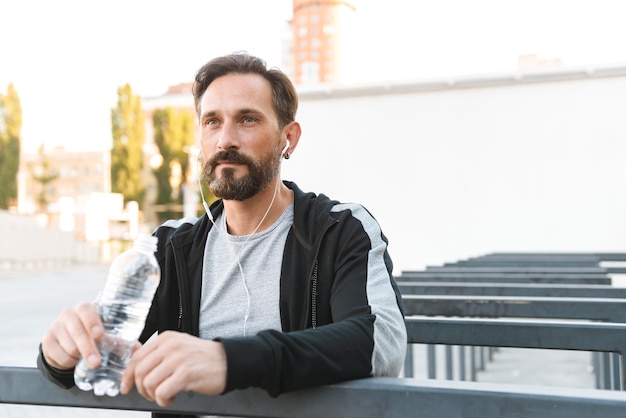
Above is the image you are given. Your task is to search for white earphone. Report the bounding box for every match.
[196,153,213,221]
[198,141,289,335]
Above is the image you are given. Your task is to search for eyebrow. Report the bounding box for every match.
[200,107,266,121]
[199,110,217,121]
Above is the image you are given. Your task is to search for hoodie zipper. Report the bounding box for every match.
[170,236,184,330]
[177,295,183,329]
[311,260,318,329]
[308,218,337,329]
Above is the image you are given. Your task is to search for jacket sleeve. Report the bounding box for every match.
[36,344,76,389]
[220,203,407,397]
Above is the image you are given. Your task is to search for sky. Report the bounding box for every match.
[1,0,626,153]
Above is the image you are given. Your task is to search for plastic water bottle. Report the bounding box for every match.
[74,234,160,396]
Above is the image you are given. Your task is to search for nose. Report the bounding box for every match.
[216,120,239,151]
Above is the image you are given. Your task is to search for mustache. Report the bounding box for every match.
[207,150,253,171]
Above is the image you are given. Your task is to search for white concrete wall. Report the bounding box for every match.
[283,68,626,272]
[0,211,99,269]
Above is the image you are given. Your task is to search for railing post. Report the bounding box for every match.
[428,344,437,379]
[446,345,453,380]
[404,343,414,378]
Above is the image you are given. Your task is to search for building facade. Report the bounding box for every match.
[18,147,111,216]
[291,0,356,85]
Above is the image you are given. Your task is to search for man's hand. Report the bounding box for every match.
[41,302,104,370]
[120,331,227,407]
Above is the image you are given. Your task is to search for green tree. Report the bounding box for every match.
[152,107,196,222]
[32,145,58,212]
[111,84,145,206]
[0,83,22,209]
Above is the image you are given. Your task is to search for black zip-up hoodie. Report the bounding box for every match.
[38,181,407,418]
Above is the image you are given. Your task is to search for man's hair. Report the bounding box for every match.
[192,52,298,129]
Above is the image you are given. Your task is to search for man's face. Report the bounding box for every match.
[198,73,283,201]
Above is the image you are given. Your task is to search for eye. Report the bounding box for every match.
[204,118,219,126]
[243,116,256,124]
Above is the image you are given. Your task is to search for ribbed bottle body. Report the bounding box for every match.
[74,235,160,396]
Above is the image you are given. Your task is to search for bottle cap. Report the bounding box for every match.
[133,234,158,254]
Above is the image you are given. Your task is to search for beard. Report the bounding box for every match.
[202,144,282,201]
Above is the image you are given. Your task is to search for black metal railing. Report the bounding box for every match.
[5,252,626,416]
[3,366,626,417]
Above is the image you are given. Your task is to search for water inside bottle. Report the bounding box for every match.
[74,234,160,396]
[74,296,157,396]
[74,332,135,396]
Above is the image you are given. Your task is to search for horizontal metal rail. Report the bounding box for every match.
[468,252,626,262]
[405,317,626,353]
[448,260,606,267]
[3,367,626,417]
[399,272,611,284]
[431,254,626,273]
[402,295,626,322]
[423,266,615,274]
[397,281,626,297]
[404,317,626,389]
[444,260,626,274]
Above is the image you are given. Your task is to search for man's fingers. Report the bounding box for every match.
[120,359,136,395]
[67,303,104,368]
[130,341,143,355]
[130,344,165,401]
[154,381,177,407]
[120,341,146,395]
[40,302,104,370]
[41,331,79,369]
[75,302,104,339]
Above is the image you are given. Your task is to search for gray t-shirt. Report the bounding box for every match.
[198,204,293,418]
[199,204,294,340]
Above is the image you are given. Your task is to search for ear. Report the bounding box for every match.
[282,121,301,155]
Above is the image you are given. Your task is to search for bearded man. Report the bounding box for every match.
[38,52,407,418]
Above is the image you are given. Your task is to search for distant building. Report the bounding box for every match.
[518,53,562,70]
[18,147,111,215]
[17,147,137,242]
[292,0,356,85]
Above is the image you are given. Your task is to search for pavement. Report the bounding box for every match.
[408,345,595,389]
[0,264,147,418]
[0,264,597,417]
